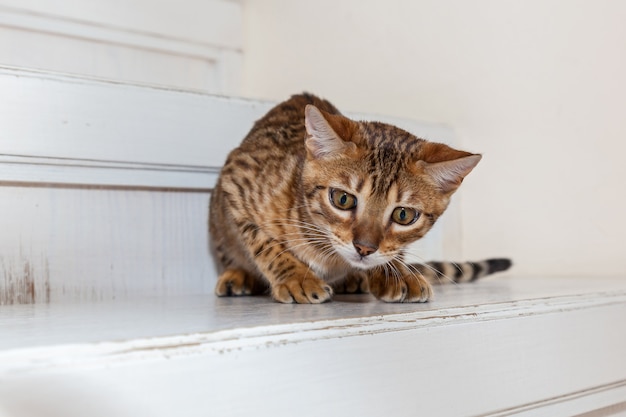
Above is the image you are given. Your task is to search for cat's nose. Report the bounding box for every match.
[353,241,378,257]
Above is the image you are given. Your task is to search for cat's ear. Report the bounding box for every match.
[304,105,356,159]
[416,142,482,194]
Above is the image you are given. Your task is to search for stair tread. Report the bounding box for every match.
[2,275,624,353]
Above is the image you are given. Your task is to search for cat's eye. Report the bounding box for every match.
[330,188,357,210]
[391,207,419,225]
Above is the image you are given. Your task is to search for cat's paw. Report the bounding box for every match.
[331,272,369,294]
[215,269,264,296]
[271,276,333,304]
[368,272,432,303]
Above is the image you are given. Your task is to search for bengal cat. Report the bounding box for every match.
[209,94,511,304]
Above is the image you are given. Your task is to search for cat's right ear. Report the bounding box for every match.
[304,105,356,159]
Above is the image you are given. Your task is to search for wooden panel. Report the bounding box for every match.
[0,66,273,190]
[0,186,213,304]
[0,1,242,94]
[0,26,221,91]
[0,67,272,168]
[0,0,243,50]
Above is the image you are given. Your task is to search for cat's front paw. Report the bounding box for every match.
[215,268,265,296]
[272,276,333,304]
[331,271,369,294]
[368,272,432,303]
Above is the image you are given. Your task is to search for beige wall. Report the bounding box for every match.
[241,0,626,276]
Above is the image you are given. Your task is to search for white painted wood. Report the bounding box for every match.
[0,66,274,184]
[0,155,219,190]
[0,1,242,94]
[0,187,214,304]
[487,383,626,417]
[0,277,625,417]
[0,1,243,50]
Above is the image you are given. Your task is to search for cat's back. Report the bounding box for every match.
[238,93,340,151]
[214,94,340,212]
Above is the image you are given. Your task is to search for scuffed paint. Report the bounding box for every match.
[0,256,50,305]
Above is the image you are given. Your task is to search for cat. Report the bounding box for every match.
[209,93,511,304]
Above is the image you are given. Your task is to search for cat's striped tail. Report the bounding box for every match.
[411,258,512,284]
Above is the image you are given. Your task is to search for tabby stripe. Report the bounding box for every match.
[453,264,464,282]
[233,180,246,201]
[241,176,253,191]
[276,265,296,278]
[306,185,325,199]
[269,258,287,273]
[233,159,252,170]
[469,262,484,281]
[487,258,513,274]
[397,135,412,151]
[355,178,365,193]
[253,244,265,257]
[241,223,258,240]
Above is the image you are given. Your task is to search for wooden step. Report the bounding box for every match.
[1,276,625,416]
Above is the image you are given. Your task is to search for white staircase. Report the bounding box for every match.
[1,67,625,417]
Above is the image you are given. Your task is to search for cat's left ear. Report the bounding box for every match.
[416,142,482,194]
[304,105,357,159]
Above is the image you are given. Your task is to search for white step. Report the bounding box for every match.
[1,276,625,416]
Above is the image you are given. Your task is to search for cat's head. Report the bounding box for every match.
[301,105,481,270]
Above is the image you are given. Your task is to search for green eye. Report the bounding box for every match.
[330,189,357,210]
[391,207,419,225]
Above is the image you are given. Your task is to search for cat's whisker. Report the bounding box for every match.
[264,217,326,230]
[381,264,390,286]
[391,256,430,288]
[265,239,335,268]
[399,255,443,285]
[255,237,329,260]
[264,221,330,240]
[385,260,402,287]
[400,253,460,286]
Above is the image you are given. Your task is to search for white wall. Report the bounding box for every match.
[241,0,626,276]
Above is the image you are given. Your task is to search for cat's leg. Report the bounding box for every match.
[258,246,333,303]
[232,223,333,304]
[214,248,331,303]
[270,267,334,304]
[256,245,333,303]
[331,270,369,294]
[215,268,267,296]
[367,262,432,303]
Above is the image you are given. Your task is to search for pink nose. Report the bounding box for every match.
[353,241,378,257]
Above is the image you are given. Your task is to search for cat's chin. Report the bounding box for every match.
[340,252,389,271]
